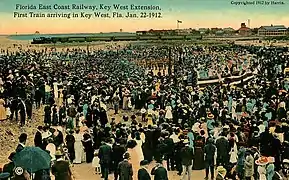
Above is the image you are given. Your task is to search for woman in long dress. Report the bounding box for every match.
[165,104,173,120]
[127,138,143,173]
[74,129,84,164]
[52,81,58,100]
[193,134,205,170]
[134,132,144,162]
[0,97,6,121]
[229,138,238,164]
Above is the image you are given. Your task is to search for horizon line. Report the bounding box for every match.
[1,24,289,36]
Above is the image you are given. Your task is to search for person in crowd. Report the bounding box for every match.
[16,133,27,153]
[151,163,168,180]
[65,130,75,163]
[2,43,289,180]
[52,151,72,180]
[244,150,254,180]
[117,152,133,180]
[82,132,94,163]
[138,160,151,180]
[92,150,101,175]
[99,140,112,180]
[112,139,126,180]
[163,132,175,171]
[34,126,43,149]
[2,152,16,178]
[181,139,194,180]
[216,166,227,180]
[73,128,84,164]
[204,138,216,180]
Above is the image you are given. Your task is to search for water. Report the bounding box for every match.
[8,32,136,41]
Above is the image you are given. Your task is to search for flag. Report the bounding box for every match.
[177,20,182,23]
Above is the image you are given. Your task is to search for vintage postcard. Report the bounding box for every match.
[0,0,288,180]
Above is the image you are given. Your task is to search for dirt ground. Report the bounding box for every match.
[72,162,208,180]
[0,105,211,180]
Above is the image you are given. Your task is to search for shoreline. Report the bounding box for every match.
[0,36,131,52]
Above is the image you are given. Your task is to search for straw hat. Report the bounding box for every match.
[216,166,227,176]
[255,156,269,166]
[183,139,189,144]
[207,113,214,119]
[55,150,63,157]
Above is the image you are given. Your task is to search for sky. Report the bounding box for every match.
[0,0,288,34]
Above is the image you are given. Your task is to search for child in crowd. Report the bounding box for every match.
[141,107,146,122]
[92,150,100,174]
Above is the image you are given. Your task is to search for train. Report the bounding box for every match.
[31,34,203,44]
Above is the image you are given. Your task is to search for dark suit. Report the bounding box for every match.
[180,146,194,166]
[34,131,43,149]
[112,143,126,180]
[16,143,25,153]
[118,160,133,180]
[216,137,230,167]
[163,137,175,170]
[51,160,72,180]
[204,143,216,179]
[99,144,112,180]
[151,165,168,180]
[138,168,151,180]
[3,162,15,178]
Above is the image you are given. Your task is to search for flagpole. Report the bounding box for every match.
[176,20,182,29]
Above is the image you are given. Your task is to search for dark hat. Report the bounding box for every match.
[19,133,27,142]
[123,152,130,159]
[140,160,149,166]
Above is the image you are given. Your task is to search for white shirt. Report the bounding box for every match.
[258,124,266,135]
[170,133,180,143]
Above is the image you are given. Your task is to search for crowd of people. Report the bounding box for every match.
[0,43,289,180]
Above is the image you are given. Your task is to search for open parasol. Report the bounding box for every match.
[13,147,52,173]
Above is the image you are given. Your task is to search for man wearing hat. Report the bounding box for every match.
[180,139,194,180]
[204,138,216,180]
[99,140,112,180]
[117,152,133,180]
[51,150,72,180]
[216,166,227,180]
[151,162,168,180]
[16,133,27,153]
[206,113,215,133]
[65,130,75,163]
[2,152,16,178]
[138,160,151,180]
[163,132,175,171]
[112,139,126,180]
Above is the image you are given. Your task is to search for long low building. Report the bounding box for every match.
[258,25,288,36]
